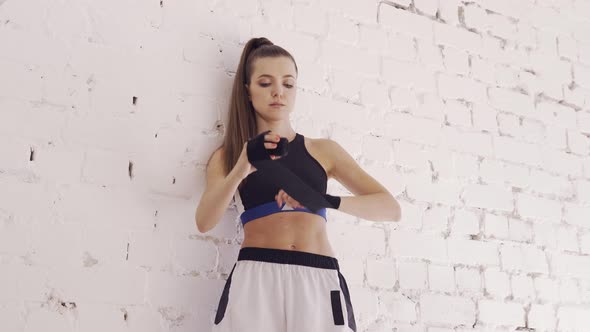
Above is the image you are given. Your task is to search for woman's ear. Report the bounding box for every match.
[244,84,251,100]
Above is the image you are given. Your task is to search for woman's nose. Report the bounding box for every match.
[272,84,283,97]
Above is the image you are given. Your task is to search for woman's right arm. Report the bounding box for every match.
[195,146,245,233]
[195,132,282,233]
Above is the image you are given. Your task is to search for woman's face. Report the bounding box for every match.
[245,56,297,118]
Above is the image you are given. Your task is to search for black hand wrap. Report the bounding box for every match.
[323,194,341,209]
[246,130,341,213]
[247,129,289,163]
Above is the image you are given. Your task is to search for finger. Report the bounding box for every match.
[285,196,297,208]
[289,196,302,208]
[265,141,278,149]
[264,133,281,144]
[280,190,290,207]
[282,191,298,208]
[265,135,281,160]
[280,191,290,201]
[286,192,303,208]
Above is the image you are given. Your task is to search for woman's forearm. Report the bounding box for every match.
[337,192,401,222]
[196,167,244,233]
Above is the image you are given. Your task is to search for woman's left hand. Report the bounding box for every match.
[275,189,304,209]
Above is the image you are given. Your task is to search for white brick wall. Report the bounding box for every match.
[1,0,589,331]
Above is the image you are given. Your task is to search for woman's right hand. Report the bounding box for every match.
[235,131,283,180]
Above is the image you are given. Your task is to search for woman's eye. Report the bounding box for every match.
[259,83,294,88]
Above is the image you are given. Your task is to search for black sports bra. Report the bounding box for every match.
[237,133,328,224]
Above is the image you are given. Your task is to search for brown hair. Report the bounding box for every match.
[220,37,298,191]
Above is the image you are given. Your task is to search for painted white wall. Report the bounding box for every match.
[1,0,590,331]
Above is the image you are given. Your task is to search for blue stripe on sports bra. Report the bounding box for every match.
[240,201,327,225]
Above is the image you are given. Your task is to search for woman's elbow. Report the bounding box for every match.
[195,208,210,233]
[390,196,402,222]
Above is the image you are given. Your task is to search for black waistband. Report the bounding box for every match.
[237,246,340,270]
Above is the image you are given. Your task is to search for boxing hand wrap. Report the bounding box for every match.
[247,129,289,164]
[252,159,341,213]
[246,130,339,213]
[323,194,341,210]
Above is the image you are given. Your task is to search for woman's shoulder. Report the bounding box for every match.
[206,145,228,176]
[301,134,336,179]
[302,134,338,151]
[208,145,225,163]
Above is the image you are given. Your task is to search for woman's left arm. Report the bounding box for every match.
[323,139,402,222]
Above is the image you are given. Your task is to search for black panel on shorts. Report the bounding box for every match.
[330,290,345,325]
[214,263,236,325]
[338,270,357,331]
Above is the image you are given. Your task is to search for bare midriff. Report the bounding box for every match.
[241,211,336,258]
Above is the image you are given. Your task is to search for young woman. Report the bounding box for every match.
[196,37,401,332]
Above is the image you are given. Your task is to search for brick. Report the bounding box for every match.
[478,300,525,326]
[500,243,548,274]
[447,239,499,266]
[366,257,397,289]
[484,268,510,299]
[389,230,447,262]
[428,264,455,292]
[398,261,428,290]
[557,306,590,331]
[421,294,476,325]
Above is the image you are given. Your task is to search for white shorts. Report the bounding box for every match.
[211,247,357,332]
